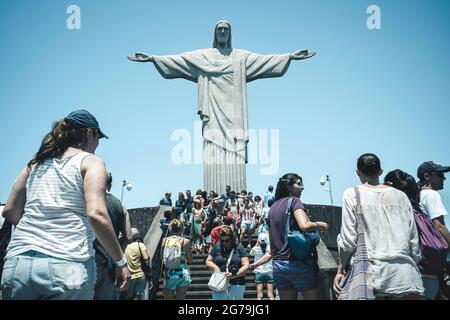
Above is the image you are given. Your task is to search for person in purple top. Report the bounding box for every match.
[251,173,328,300]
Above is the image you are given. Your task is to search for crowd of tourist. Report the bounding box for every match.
[1,110,449,301]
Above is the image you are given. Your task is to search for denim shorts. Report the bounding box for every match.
[1,250,96,300]
[127,276,147,299]
[164,265,191,291]
[272,259,318,291]
[255,272,274,284]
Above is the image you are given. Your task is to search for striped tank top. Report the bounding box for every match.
[6,152,96,262]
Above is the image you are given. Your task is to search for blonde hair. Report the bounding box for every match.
[169,219,183,235]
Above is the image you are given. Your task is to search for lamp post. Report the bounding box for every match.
[121,180,133,203]
[320,175,334,205]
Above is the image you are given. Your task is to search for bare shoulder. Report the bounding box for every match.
[13,166,32,188]
[81,154,105,166]
[80,154,105,172]
[19,166,32,179]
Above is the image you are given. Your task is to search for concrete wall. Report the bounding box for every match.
[304,204,342,250]
[128,206,160,238]
[127,204,343,250]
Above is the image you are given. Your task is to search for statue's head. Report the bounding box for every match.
[213,20,232,49]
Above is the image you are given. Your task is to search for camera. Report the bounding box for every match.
[229,264,239,275]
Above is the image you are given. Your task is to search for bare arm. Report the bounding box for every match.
[123,205,133,244]
[205,255,221,273]
[82,155,130,290]
[250,251,272,269]
[2,167,30,225]
[333,250,353,296]
[184,238,192,264]
[235,257,249,278]
[433,217,450,246]
[160,238,166,260]
[140,243,150,261]
[82,155,124,261]
[293,208,329,232]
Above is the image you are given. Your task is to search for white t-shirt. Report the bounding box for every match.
[249,244,273,274]
[420,189,448,220]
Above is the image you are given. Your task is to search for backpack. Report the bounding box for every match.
[163,236,184,269]
[413,207,448,275]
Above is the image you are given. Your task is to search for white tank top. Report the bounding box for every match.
[6,152,96,261]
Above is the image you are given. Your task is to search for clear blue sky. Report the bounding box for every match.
[1,0,449,225]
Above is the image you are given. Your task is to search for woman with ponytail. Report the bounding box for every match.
[1,109,130,300]
[251,173,329,300]
[384,169,447,300]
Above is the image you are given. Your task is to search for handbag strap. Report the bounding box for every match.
[354,187,367,235]
[225,248,235,273]
[353,186,369,260]
[137,240,145,259]
[284,197,310,241]
[284,197,294,240]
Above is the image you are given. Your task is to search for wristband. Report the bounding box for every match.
[114,256,127,267]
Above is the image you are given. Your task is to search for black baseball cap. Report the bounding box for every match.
[417,161,450,180]
[66,109,109,139]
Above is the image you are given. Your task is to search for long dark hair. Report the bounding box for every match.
[384,169,420,208]
[275,173,302,200]
[27,118,91,169]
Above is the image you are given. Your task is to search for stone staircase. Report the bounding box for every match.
[156,234,270,300]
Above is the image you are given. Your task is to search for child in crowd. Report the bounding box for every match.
[249,233,275,300]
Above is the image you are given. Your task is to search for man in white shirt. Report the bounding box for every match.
[417,161,450,246]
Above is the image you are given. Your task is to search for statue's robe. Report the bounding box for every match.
[152,48,291,194]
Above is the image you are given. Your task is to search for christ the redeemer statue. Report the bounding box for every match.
[128,20,316,195]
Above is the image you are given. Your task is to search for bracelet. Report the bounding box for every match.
[114,256,127,267]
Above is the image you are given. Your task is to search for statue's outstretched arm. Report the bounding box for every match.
[290,49,316,60]
[127,52,154,62]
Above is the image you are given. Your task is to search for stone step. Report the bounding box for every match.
[186,282,258,291]
[189,276,255,285]
[156,289,260,300]
[190,257,255,264]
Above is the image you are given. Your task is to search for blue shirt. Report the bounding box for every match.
[159,198,172,206]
